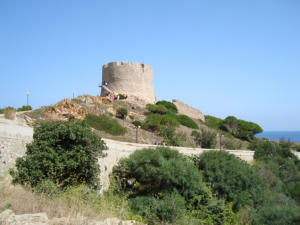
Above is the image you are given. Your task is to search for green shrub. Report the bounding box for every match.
[142,113,179,132]
[132,120,142,127]
[191,129,217,149]
[253,139,300,201]
[112,147,207,201]
[156,100,178,113]
[17,105,32,112]
[129,191,186,223]
[204,115,263,141]
[192,151,263,210]
[9,121,107,189]
[4,107,16,120]
[159,126,185,146]
[251,193,300,225]
[176,114,199,129]
[221,117,263,141]
[146,104,168,115]
[116,107,128,119]
[279,137,293,149]
[118,93,127,100]
[85,113,126,136]
[222,138,242,150]
[112,147,232,224]
[204,115,223,129]
[129,115,134,120]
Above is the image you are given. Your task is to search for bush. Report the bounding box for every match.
[17,105,32,112]
[146,104,168,115]
[112,148,207,201]
[4,107,16,120]
[85,113,126,136]
[251,193,300,225]
[118,93,127,100]
[191,129,217,149]
[129,191,186,223]
[156,100,178,113]
[192,151,263,210]
[142,113,179,132]
[253,139,300,201]
[116,107,128,119]
[204,115,223,129]
[112,147,233,224]
[132,120,142,128]
[222,138,242,150]
[112,148,207,223]
[159,126,185,146]
[176,114,199,129]
[9,121,107,189]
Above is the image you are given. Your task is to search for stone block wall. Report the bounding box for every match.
[172,99,205,121]
[101,62,156,104]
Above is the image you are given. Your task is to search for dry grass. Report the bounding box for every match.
[0,171,136,224]
[4,107,16,120]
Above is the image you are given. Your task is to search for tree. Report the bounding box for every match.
[116,107,128,119]
[10,121,107,189]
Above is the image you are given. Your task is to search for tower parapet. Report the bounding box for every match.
[101,62,156,104]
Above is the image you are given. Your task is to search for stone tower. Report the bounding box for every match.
[101,62,156,104]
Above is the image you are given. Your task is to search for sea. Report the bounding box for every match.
[255,131,300,143]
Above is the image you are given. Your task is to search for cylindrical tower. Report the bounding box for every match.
[101,62,156,104]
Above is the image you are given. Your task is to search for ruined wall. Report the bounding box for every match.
[101,62,156,104]
[172,99,205,121]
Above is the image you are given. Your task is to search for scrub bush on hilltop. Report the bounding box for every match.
[156,100,178,113]
[9,121,107,189]
[176,114,199,129]
[146,104,168,115]
[111,147,235,224]
[17,105,32,111]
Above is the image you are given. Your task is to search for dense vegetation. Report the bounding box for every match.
[17,105,32,111]
[156,100,178,113]
[9,121,107,189]
[192,151,263,210]
[143,101,199,145]
[191,129,217,149]
[176,114,199,129]
[204,115,263,141]
[8,106,300,224]
[112,147,234,224]
[249,139,300,224]
[85,113,126,136]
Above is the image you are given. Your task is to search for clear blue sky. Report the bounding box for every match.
[1,0,299,131]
